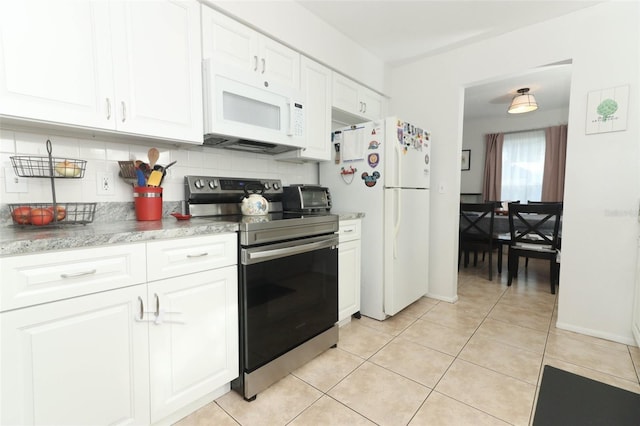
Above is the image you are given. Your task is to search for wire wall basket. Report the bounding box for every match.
[8,139,95,227]
[10,155,86,178]
[9,203,97,226]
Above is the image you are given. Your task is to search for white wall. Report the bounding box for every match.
[0,127,317,205]
[389,2,639,344]
[203,0,388,95]
[460,106,569,194]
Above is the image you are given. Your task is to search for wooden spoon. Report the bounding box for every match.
[148,148,159,169]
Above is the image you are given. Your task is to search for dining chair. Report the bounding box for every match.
[507,202,563,294]
[459,202,496,280]
[523,201,563,268]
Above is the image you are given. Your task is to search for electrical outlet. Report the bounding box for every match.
[4,168,28,193]
[97,172,115,195]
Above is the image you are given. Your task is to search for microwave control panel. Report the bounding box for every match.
[292,102,304,138]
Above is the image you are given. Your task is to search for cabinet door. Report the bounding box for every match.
[148,266,238,423]
[258,36,300,91]
[359,86,385,120]
[202,5,299,91]
[1,285,150,426]
[299,57,331,161]
[110,0,203,143]
[202,5,258,82]
[332,73,385,121]
[0,0,113,129]
[332,73,360,116]
[338,239,361,322]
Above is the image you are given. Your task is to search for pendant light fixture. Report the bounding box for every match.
[508,87,538,114]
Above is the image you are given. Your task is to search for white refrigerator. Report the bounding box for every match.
[320,117,431,320]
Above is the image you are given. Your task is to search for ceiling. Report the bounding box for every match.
[295,0,601,119]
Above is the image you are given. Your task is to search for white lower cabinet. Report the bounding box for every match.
[338,219,362,322]
[1,284,151,426]
[148,266,238,423]
[0,234,238,425]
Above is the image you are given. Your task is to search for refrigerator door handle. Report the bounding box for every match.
[394,143,402,187]
[393,188,402,259]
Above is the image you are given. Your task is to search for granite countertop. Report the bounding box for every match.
[336,212,366,221]
[0,218,239,257]
[1,207,365,257]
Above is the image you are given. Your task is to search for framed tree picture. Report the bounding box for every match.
[461,149,471,171]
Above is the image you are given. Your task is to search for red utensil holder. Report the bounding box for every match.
[134,187,163,221]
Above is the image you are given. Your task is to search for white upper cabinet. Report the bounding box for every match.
[0,1,110,129]
[0,0,203,144]
[202,6,300,92]
[332,73,385,121]
[276,56,332,162]
[109,1,203,143]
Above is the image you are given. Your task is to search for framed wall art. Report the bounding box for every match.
[461,149,471,171]
[586,85,629,134]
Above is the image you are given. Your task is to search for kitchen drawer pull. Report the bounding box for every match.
[261,58,266,74]
[342,229,354,233]
[60,269,97,279]
[186,252,208,258]
[121,101,126,122]
[106,98,111,120]
[253,55,258,71]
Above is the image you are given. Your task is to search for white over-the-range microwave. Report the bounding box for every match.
[202,59,305,154]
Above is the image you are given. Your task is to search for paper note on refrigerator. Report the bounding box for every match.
[342,127,366,162]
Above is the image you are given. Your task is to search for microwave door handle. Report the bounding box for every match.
[287,98,294,136]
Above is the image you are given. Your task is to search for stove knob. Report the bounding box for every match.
[272,182,280,190]
[263,182,271,190]
[208,179,218,189]
[194,179,205,189]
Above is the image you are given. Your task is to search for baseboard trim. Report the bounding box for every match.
[425,292,459,303]
[555,321,637,346]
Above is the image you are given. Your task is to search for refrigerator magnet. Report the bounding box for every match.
[368,140,380,149]
[368,153,379,168]
[361,171,380,187]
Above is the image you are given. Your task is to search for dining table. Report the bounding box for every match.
[460,210,562,274]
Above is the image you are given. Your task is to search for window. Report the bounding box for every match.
[501,130,545,202]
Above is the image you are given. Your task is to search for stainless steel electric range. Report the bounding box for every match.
[184,176,339,401]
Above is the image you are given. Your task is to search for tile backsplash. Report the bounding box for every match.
[0,126,318,218]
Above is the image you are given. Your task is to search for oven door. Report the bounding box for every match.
[239,234,338,372]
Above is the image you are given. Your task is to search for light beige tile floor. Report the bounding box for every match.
[175,257,640,426]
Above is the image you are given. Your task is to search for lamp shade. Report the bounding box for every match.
[508,88,538,114]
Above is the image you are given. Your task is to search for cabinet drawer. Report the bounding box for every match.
[146,234,237,281]
[0,243,146,312]
[339,220,361,242]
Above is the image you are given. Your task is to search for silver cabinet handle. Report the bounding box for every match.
[186,252,208,258]
[138,296,145,321]
[154,293,160,318]
[343,229,354,233]
[153,293,184,325]
[261,58,266,74]
[106,98,111,120]
[363,102,367,113]
[121,101,126,122]
[253,55,258,71]
[60,269,96,278]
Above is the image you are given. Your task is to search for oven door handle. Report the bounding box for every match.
[243,236,338,264]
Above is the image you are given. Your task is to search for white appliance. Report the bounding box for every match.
[202,59,305,154]
[320,117,431,320]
